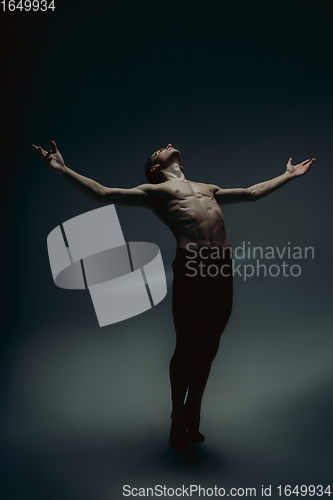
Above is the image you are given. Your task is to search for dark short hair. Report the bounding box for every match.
[145,154,163,184]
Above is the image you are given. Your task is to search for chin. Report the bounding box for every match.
[171,149,182,162]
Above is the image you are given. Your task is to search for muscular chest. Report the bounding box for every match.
[155,181,222,223]
[172,181,215,202]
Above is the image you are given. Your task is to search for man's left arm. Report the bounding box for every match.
[211,157,316,205]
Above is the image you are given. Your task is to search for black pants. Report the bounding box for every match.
[170,246,233,428]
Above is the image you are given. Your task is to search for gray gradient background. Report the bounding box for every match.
[1,1,333,498]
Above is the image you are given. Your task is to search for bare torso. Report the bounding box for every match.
[150,179,230,249]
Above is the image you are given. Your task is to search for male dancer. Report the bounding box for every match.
[33,141,315,450]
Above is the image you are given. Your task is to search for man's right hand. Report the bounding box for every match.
[32,140,66,175]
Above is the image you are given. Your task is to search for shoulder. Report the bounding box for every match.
[134,183,155,193]
[207,183,222,194]
[132,183,172,206]
[135,183,166,197]
[142,181,178,196]
[129,183,164,198]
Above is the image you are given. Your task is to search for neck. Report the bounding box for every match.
[164,172,186,182]
[162,162,186,182]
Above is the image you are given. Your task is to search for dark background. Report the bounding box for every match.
[1,1,333,499]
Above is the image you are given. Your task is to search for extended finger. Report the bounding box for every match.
[304,159,315,171]
[51,140,57,153]
[45,150,53,162]
[37,146,46,158]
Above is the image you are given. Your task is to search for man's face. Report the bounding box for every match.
[151,144,182,168]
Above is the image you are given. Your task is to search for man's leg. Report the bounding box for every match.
[172,249,233,444]
[169,248,233,448]
[169,250,203,449]
[185,253,233,442]
[184,258,233,440]
[169,341,196,423]
[184,311,232,441]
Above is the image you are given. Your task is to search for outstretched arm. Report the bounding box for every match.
[211,157,316,205]
[33,141,154,207]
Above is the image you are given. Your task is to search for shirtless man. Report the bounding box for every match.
[33,141,315,450]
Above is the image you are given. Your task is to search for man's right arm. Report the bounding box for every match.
[62,166,154,206]
[33,140,155,207]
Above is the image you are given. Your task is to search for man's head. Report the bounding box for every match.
[145,144,183,184]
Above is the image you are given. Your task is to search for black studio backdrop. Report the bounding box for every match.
[1,1,333,499]
[2,0,333,332]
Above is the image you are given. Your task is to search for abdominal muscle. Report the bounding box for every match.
[173,209,230,249]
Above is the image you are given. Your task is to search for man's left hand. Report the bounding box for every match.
[286,157,316,178]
